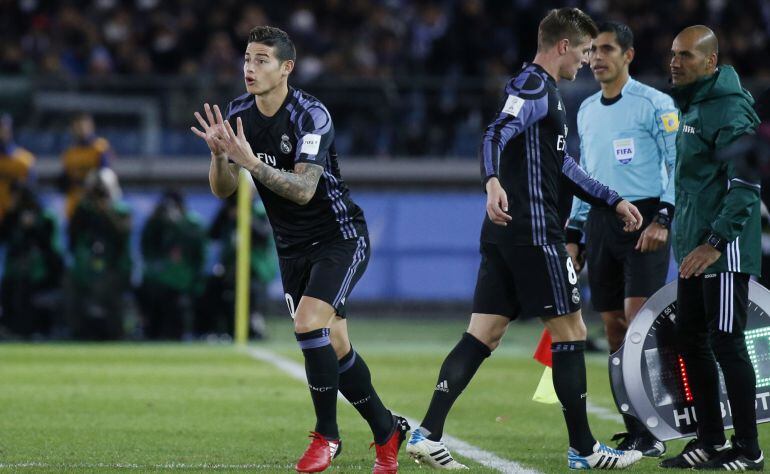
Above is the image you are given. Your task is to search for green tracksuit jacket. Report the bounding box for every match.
[671,65,761,275]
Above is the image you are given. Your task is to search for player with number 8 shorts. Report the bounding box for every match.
[406,8,646,471]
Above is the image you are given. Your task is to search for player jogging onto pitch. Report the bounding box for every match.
[191,26,408,474]
[406,8,645,470]
[565,21,677,458]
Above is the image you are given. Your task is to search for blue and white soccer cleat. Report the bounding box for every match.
[568,441,643,470]
[406,428,468,470]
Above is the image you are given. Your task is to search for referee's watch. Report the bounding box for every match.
[652,212,671,229]
[652,204,674,229]
[704,232,728,253]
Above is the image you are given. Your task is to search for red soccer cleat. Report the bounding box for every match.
[372,416,410,474]
[295,432,342,473]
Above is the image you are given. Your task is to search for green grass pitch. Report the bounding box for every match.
[1,318,767,473]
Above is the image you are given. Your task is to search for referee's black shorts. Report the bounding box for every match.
[472,241,581,320]
[584,198,670,312]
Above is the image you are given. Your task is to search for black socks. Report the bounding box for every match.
[338,348,394,444]
[420,332,491,441]
[552,340,595,455]
[296,328,339,440]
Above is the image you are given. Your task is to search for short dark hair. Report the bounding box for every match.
[538,8,598,51]
[71,112,93,123]
[598,21,634,52]
[248,26,296,62]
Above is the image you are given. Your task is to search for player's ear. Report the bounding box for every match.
[282,59,295,76]
[557,38,570,55]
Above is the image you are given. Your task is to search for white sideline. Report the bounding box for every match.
[0,462,297,470]
[246,346,543,474]
[587,401,624,424]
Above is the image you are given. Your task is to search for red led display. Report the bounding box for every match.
[678,354,694,403]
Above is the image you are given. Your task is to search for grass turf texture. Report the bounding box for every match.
[0,318,767,473]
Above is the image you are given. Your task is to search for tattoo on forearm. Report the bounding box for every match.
[249,162,323,204]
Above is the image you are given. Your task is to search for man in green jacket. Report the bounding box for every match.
[660,25,763,471]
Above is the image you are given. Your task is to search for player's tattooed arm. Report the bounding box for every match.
[213,108,323,205]
[248,161,323,205]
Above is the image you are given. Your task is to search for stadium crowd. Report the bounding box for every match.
[1,0,769,80]
[1,1,768,157]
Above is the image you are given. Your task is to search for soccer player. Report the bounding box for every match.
[406,8,644,470]
[565,21,677,457]
[191,26,408,473]
[660,25,764,471]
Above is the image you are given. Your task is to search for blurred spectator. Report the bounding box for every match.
[60,113,113,219]
[196,194,276,340]
[0,184,63,339]
[65,168,131,340]
[1,1,765,79]
[0,114,35,223]
[1,1,768,157]
[138,189,206,340]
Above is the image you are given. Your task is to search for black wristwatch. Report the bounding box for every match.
[704,232,727,252]
[652,211,671,229]
[652,204,674,229]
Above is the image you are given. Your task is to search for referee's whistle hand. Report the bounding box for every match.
[615,200,643,232]
[485,178,512,226]
[635,222,668,253]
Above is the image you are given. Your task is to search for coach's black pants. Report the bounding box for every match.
[675,273,757,445]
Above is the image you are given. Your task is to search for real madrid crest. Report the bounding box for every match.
[280,134,292,154]
[571,287,580,304]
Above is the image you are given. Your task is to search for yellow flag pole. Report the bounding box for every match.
[235,169,252,345]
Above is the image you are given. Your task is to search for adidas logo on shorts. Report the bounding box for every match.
[435,380,449,393]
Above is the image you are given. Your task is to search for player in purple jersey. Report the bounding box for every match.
[406,8,645,470]
[191,26,407,474]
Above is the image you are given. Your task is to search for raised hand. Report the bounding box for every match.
[218,111,258,170]
[191,103,229,158]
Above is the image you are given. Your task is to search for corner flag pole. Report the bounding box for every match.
[235,169,253,345]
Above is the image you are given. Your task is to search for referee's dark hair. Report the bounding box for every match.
[598,21,634,52]
[248,26,296,62]
[538,7,598,51]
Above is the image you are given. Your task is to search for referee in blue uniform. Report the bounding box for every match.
[566,21,678,457]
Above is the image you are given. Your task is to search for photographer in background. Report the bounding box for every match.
[65,168,131,340]
[0,184,63,339]
[138,189,206,340]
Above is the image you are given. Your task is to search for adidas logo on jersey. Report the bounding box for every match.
[436,380,449,393]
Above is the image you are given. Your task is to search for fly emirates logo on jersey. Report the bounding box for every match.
[556,124,568,151]
[255,152,277,167]
[255,152,293,172]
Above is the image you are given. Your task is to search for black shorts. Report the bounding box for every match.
[584,198,670,312]
[677,272,750,337]
[279,235,369,318]
[472,242,581,319]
